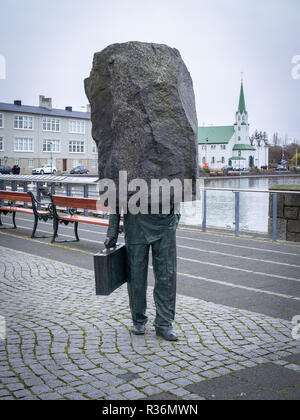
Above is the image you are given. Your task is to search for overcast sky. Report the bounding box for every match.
[0,0,299,141]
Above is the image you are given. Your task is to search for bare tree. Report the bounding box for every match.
[272,132,281,146]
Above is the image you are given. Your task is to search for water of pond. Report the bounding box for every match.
[180,176,300,233]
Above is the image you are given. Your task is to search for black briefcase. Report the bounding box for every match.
[93,243,127,296]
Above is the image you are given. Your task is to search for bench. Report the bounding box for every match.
[0,190,51,238]
[50,195,111,243]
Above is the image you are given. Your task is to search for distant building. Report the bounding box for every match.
[0,96,98,174]
[198,81,269,170]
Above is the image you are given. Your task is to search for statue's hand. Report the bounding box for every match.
[104,237,117,249]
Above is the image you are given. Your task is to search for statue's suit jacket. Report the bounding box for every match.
[107,211,179,244]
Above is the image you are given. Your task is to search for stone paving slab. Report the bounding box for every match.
[0,246,300,400]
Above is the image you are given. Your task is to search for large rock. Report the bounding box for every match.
[85,41,198,206]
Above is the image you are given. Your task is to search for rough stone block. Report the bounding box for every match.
[268,218,287,241]
[284,194,300,207]
[286,232,300,242]
[287,219,300,233]
[85,41,198,205]
[284,207,298,220]
[269,194,284,218]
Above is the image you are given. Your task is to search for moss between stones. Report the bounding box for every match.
[270,184,300,191]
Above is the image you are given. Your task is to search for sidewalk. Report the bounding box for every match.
[0,246,299,400]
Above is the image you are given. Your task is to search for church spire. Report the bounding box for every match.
[238,79,247,114]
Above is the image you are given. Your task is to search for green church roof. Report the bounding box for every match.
[238,82,247,114]
[198,126,235,145]
[233,144,256,151]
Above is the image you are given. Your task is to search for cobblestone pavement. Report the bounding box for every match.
[0,246,299,400]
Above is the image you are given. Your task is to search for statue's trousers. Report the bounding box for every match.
[126,228,177,329]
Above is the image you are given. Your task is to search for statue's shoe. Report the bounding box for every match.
[132,324,146,335]
[156,328,178,341]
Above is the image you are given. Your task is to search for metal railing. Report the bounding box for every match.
[201,187,300,241]
[0,174,99,217]
[1,175,300,241]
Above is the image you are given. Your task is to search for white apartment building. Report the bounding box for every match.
[198,81,269,170]
[0,95,98,174]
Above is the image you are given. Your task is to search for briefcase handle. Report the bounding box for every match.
[100,243,121,255]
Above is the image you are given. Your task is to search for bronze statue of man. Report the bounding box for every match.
[105,210,180,340]
[85,42,198,341]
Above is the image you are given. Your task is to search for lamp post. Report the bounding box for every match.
[281,145,285,166]
[49,141,53,174]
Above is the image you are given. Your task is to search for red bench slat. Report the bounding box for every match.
[0,190,32,203]
[0,207,34,215]
[51,195,109,212]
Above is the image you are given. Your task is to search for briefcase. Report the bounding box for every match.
[94,243,127,296]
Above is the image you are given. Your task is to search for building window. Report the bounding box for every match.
[14,137,33,152]
[92,159,98,169]
[0,137,3,151]
[28,159,34,168]
[202,146,207,150]
[69,120,85,134]
[14,159,20,165]
[221,145,226,150]
[69,140,85,153]
[0,113,3,128]
[42,117,60,132]
[48,158,56,166]
[14,115,33,130]
[202,157,206,164]
[211,156,215,164]
[42,139,61,153]
[73,159,82,168]
[238,151,242,157]
[238,126,241,131]
[221,157,225,164]
[211,145,216,150]
[238,136,241,141]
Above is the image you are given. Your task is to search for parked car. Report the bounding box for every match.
[275,165,288,171]
[70,166,89,175]
[228,169,241,176]
[290,166,300,172]
[32,165,57,175]
[0,165,12,174]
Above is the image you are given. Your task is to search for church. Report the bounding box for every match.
[198,81,269,170]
